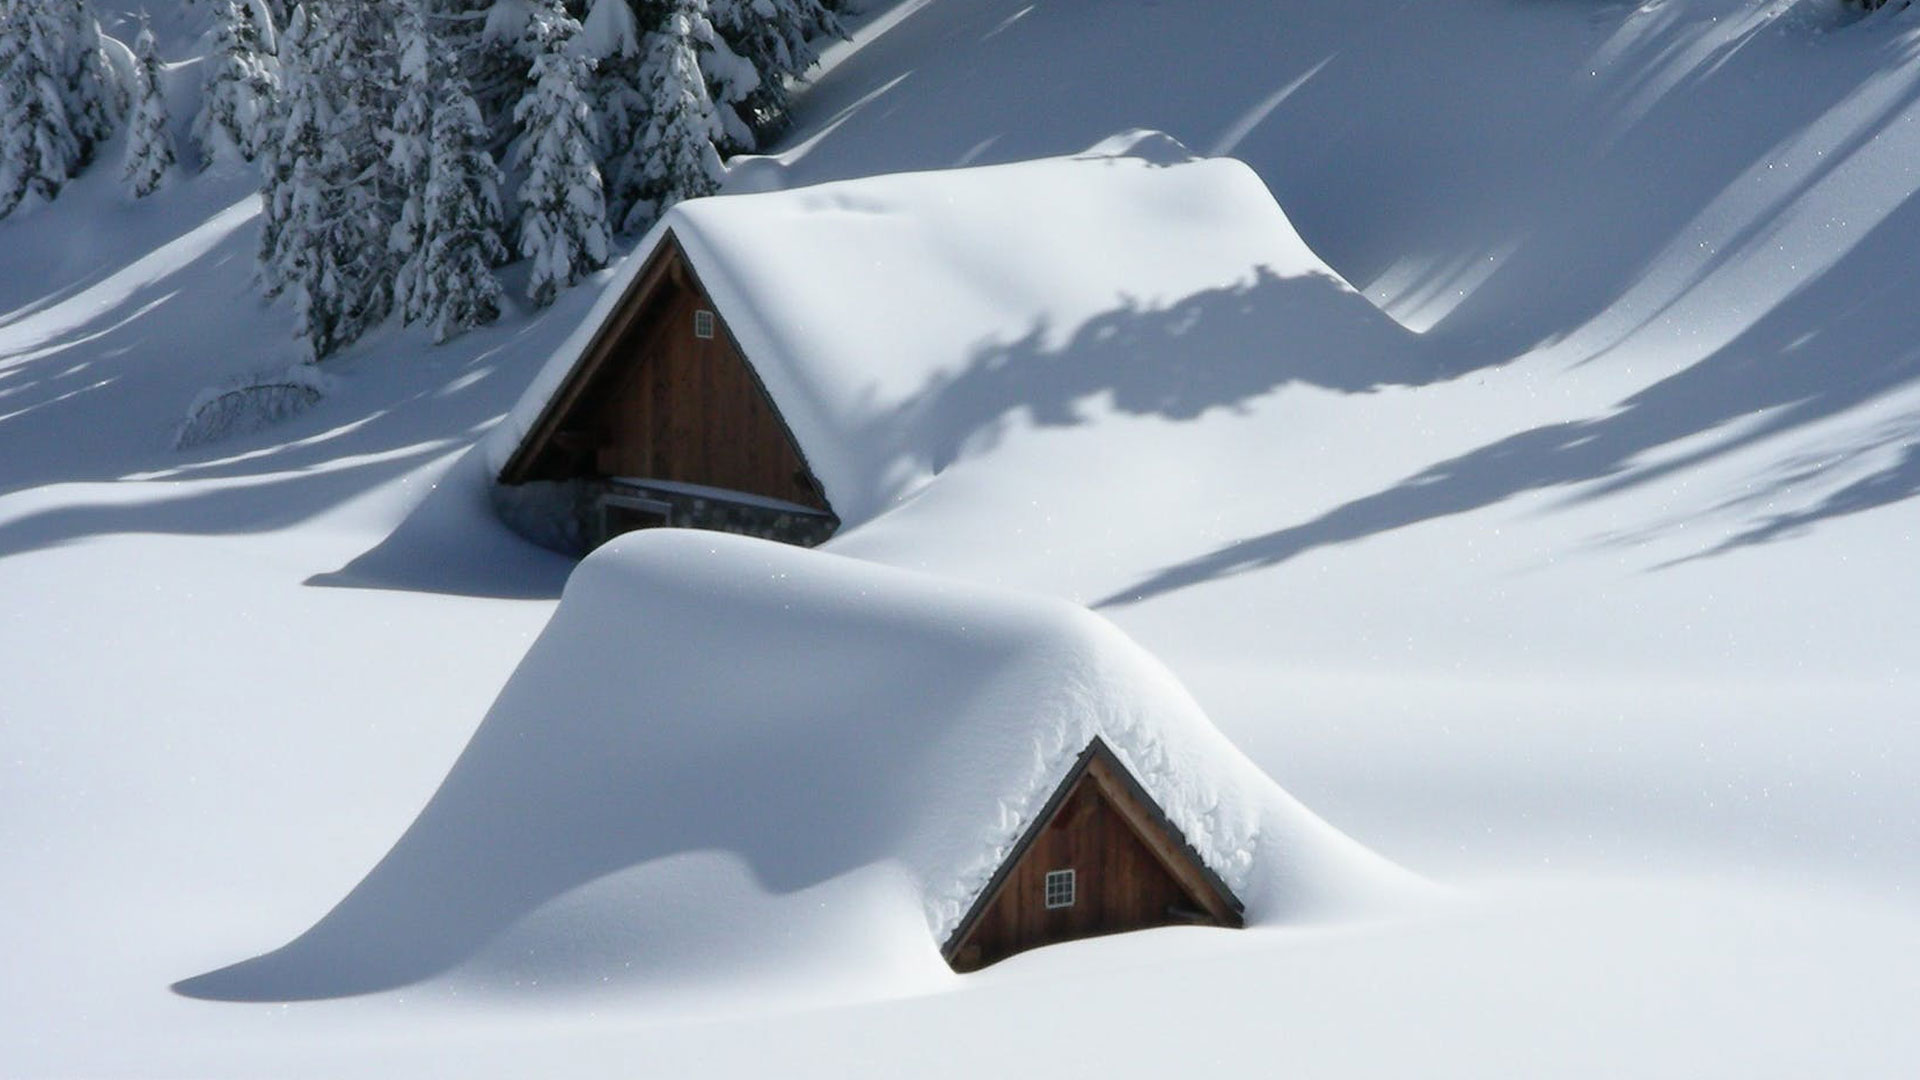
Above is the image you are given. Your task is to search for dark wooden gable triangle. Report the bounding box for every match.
[497,230,833,517]
[942,736,1245,972]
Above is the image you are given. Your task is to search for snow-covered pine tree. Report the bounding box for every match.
[511,0,608,307]
[0,0,118,219]
[272,4,345,350]
[579,0,651,232]
[264,0,400,358]
[55,0,118,160]
[693,7,759,155]
[255,2,316,299]
[466,0,540,151]
[387,0,435,323]
[194,0,281,166]
[0,3,76,219]
[418,68,508,341]
[122,14,175,198]
[315,0,401,355]
[385,0,508,341]
[425,1,577,165]
[707,0,839,147]
[625,0,726,233]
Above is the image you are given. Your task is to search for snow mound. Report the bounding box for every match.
[174,363,332,449]
[487,138,1416,526]
[178,529,1417,1002]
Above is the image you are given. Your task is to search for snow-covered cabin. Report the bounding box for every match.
[487,134,1381,554]
[942,734,1245,971]
[178,531,1412,999]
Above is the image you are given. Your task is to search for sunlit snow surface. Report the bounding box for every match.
[3,0,1919,1075]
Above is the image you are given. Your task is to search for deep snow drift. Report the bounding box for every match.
[181,529,1416,1001]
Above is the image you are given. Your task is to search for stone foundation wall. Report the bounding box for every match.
[491,479,596,557]
[491,478,837,557]
[604,481,839,549]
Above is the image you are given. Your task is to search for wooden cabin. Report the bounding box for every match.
[943,737,1245,972]
[489,147,1384,556]
[494,234,838,554]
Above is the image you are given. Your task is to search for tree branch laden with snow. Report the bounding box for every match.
[193,0,281,167]
[511,0,608,308]
[122,14,174,198]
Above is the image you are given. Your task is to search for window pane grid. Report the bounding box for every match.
[1044,868,1076,909]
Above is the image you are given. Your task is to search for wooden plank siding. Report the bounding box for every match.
[590,282,823,508]
[497,234,830,514]
[943,738,1245,972]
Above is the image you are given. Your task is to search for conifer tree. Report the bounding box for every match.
[0,3,77,219]
[0,0,118,219]
[511,0,608,307]
[627,0,726,232]
[255,2,315,299]
[707,0,838,144]
[261,0,399,358]
[278,4,350,354]
[580,0,651,232]
[418,70,507,341]
[693,9,759,155]
[194,0,281,166]
[122,14,175,198]
[466,0,539,151]
[387,0,435,323]
[56,0,118,160]
[311,0,400,356]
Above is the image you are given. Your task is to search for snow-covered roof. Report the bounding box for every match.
[488,133,1379,526]
[512,529,1375,938]
[185,530,1413,998]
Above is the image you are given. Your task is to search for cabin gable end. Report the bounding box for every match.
[942,737,1245,972]
[494,232,837,553]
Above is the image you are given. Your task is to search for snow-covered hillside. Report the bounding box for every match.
[4,0,1918,1075]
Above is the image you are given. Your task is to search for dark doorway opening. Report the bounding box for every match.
[598,495,674,545]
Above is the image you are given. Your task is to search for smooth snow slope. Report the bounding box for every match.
[179,529,1415,1002]
[3,0,1919,1075]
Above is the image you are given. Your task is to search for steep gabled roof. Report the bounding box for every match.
[941,735,1246,967]
[488,134,1386,528]
[494,233,831,510]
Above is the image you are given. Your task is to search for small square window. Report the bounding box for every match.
[693,309,715,339]
[1044,868,1076,909]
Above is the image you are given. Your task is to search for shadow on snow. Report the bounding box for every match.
[1102,183,1920,607]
